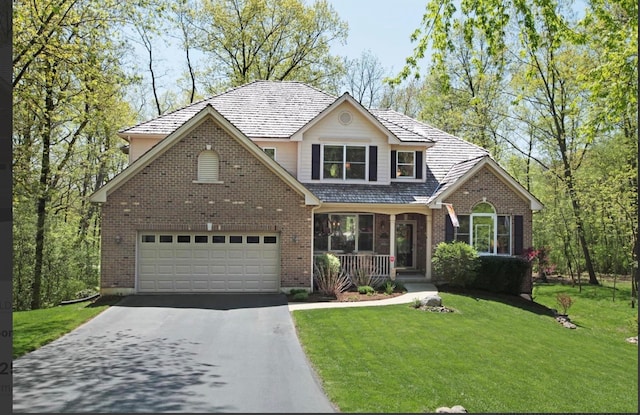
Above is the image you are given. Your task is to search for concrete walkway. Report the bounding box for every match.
[288,282,439,311]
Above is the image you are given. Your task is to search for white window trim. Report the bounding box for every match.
[396,150,415,179]
[321,144,369,182]
[456,204,512,256]
[470,213,498,255]
[263,147,276,160]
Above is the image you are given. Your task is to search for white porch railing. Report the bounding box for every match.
[313,253,390,278]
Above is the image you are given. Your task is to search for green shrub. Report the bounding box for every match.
[556,293,573,315]
[292,291,309,301]
[473,256,531,295]
[393,280,406,292]
[358,285,375,294]
[374,279,405,293]
[289,288,307,295]
[382,281,395,295]
[432,241,480,288]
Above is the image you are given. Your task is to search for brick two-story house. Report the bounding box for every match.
[90,81,542,295]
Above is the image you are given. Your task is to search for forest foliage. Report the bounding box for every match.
[12,0,638,309]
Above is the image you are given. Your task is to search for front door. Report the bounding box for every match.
[395,221,416,269]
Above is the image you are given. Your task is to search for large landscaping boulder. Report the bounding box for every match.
[421,295,442,307]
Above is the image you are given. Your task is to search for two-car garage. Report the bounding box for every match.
[137,232,280,293]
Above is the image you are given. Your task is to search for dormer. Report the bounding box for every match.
[293,93,432,185]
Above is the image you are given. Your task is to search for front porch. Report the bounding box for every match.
[312,253,429,284]
[312,211,433,282]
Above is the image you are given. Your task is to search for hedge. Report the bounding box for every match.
[472,256,531,295]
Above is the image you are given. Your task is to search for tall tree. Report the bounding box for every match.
[13,0,136,309]
[342,50,388,107]
[395,0,637,285]
[190,0,348,92]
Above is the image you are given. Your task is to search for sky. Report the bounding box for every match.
[137,0,430,115]
[325,0,428,73]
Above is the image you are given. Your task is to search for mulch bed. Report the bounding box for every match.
[288,290,406,303]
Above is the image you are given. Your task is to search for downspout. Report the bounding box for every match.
[426,211,432,281]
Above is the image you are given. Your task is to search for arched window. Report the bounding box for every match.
[197,150,219,182]
[471,202,496,254]
[449,201,512,255]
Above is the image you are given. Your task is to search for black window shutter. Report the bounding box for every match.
[415,150,423,179]
[514,215,524,255]
[445,214,454,242]
[311,144,320,180]
[369,146,378,181]
[391,150,397,179]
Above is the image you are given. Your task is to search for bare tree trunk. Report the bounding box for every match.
[31,63,55,310]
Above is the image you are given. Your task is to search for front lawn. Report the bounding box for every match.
[13,297,120,358]
[292,283,638,413]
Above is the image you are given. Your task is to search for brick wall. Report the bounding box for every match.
[100,117,314,292]
[431,165,533,250]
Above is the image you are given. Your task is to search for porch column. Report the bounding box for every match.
[389,214,396,280]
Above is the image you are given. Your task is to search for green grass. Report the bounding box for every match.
[292,283,638,413]
[13,297,120,358]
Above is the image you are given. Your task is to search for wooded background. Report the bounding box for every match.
[12,0,637,309]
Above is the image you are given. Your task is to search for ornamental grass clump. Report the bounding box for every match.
[314,253,351,297]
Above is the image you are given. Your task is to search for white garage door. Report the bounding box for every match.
[137,232,280,293]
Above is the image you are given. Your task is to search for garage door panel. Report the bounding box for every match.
[156,280,175,290]
[209,265,227,274]
[227,281,244,290]
[138,232,279,293]
[156,265,175,275]
[193,250,210,259]
[174,281,192,290]
[210,250,227,260]
[175,265,192,274]
[139,250,159,259]
[245,250,262,260]
[174,250,193,259]
[228,250,244,259]
[245,265,262,274]
[192,265,209,275]
[227,265,245,275]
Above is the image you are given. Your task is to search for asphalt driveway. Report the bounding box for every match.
[12,294,336,413]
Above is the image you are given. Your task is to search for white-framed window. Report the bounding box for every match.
[323,145,367,180]
[263,147,276,160]
[196,150,220,182]
[313,213,374,252]
[396,151,415,178]
[454,202,511,255]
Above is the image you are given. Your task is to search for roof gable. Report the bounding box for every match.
[289,93,433,145]
[428,156,543,211]
[91,105,320,205]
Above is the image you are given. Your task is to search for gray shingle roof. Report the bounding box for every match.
[120,80,500,206]
[121,81,336,138]
[304,182,439,204]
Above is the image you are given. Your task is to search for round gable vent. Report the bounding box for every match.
[339,111,353,125]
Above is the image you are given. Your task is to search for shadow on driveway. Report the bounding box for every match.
[114,293,289,310]
[13,327,232,413]
[13,294,335,413]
